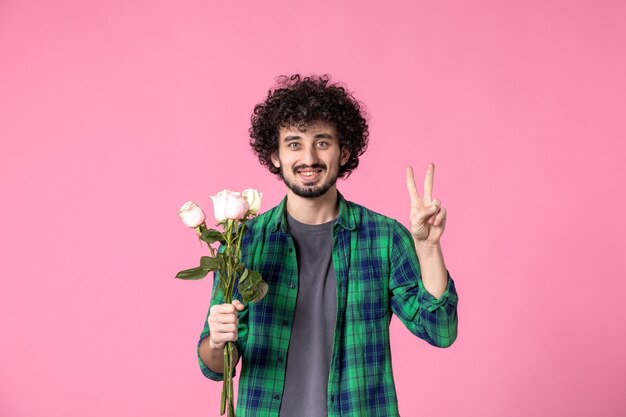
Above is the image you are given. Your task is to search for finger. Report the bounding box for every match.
[211,303,239,314]
[426,200,441,224]
[424,163,435,204]
[209,314,238,325]
[406,166,422,207]
[427,211,439,224]
[209,322,238,333]
[210,330,238,345]
[232,300,245,311]
[209,306,240,324]
[220,323,239,333]
[433,207,447,227]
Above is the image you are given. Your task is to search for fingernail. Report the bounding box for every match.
[430,206,437,211]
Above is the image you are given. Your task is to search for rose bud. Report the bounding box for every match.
[242,189,263,215]
[178,201,206,228]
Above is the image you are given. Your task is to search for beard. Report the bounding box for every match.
[280,162,339,198]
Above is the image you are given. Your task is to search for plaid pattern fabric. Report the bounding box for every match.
[198,193,458,417]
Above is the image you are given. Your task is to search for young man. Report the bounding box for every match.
[198,75,458,417]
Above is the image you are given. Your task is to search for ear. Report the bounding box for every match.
[271,152,281,169]
[340,148,350,166]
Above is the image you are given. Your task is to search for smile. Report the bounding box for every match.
[299,170,321,177]
[296,168,323,182]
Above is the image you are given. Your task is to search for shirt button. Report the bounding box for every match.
[278,357,284,363]
[273,395,280,400]
[289,283,295,289]
[282,320,289,326]
[288,248,293,253]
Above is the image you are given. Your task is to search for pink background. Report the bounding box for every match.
[1,0,625,416]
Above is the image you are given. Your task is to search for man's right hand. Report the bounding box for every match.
[207,300,245,350]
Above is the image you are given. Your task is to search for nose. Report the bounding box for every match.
[301,144,318,166]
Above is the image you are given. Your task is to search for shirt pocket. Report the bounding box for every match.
[345,264,389,321]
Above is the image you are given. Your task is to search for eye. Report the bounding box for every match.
[316,141,330,148]
[287,142,300,149]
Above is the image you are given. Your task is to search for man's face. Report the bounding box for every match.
[271,121,350,199]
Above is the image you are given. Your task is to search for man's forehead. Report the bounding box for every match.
[279,120,337,135]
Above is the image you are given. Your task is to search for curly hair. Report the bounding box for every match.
[249,74,369,178]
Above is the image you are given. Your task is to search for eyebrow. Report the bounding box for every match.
[282,133,335,142]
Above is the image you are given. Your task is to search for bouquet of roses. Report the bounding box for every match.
[177,189,268,417]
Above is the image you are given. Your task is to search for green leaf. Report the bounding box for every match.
[200,256,220,271]
[175,266,209,280]
[238,269,268,303]
[200,229,225,245]
[239,268,249,284]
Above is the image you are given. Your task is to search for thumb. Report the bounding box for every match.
[412,204,436,224]
[232,299,245,311]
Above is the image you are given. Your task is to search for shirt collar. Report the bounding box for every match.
[271,191,357,233]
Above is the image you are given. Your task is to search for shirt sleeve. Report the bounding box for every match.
[388,221,458,348]
[197,270,249,381]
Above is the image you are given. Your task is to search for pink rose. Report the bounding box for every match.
[210,190,250,222]
[178,201,206,228]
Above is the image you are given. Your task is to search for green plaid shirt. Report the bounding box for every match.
[198,193,458,417]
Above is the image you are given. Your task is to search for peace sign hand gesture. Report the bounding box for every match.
[406,163,447,246]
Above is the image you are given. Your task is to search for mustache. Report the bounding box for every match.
[292,163,327,174]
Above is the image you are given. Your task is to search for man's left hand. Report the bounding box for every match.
[406,163,447,245]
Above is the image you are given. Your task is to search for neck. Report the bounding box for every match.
[285,186,340,225]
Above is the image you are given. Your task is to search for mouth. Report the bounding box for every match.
[295,167,324,183]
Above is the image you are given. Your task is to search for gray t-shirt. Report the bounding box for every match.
[279,214,337,417]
